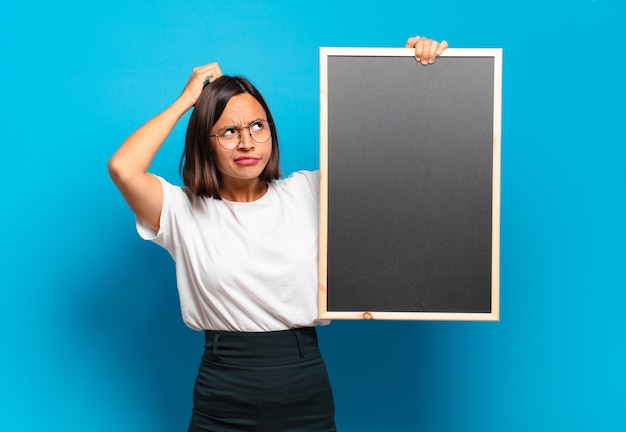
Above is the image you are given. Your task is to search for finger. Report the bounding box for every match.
[405,35,420,48]
[414,37,425,63]
[420,39,434,64]
[427,41,439,64]
[428,40,449,64]
[194,62,222,85]
[436,40,449,56]
[208,63,223,83]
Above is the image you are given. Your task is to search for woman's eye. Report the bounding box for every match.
[221,128,236,137]
[250,121,264,132]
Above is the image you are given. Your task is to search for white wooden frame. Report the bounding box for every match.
[319,47,502,321]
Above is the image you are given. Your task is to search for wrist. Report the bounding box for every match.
[170,95,195,116]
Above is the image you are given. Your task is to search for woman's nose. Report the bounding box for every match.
[237,127,254,149]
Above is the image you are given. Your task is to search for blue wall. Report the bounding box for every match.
[1,1,624,431]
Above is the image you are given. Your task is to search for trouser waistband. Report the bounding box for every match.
[203,327,320,366]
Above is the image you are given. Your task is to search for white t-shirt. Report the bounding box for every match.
[136,170,329,332]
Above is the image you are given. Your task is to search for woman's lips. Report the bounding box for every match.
[234,156,260,166]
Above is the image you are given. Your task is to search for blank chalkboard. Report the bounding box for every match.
[319,48,502,321]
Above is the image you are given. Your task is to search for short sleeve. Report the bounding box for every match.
[135,176,190,253]
[296,170,320,205]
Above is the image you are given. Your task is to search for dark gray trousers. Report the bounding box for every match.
[188,327,336,432]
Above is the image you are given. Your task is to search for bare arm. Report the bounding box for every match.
[108,63,222,232]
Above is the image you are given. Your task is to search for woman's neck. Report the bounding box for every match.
[220,179,268,202]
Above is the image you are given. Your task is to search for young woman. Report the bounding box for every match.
[108,36,448,432]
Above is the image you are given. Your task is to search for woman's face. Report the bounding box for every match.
[210,93,272,185]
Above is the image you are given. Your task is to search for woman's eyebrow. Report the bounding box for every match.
[217,118,266,130]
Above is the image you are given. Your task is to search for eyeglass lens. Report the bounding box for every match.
[216,120,271,149]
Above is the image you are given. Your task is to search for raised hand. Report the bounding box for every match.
[405,36,448,65]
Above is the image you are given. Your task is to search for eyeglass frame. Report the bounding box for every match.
[209,119,272,150]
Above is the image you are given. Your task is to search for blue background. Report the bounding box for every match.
[1,1,624,431]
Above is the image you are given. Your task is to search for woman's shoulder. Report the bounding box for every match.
[154,175,204,209]
[278,169,319,185]
[271,169,319,200]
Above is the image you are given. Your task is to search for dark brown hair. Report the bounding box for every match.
[180,75,281,199]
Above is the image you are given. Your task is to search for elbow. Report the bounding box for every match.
[107,154,135,187]
[107,155,123,184]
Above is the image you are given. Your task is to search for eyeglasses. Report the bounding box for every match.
[209,119,272,150]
